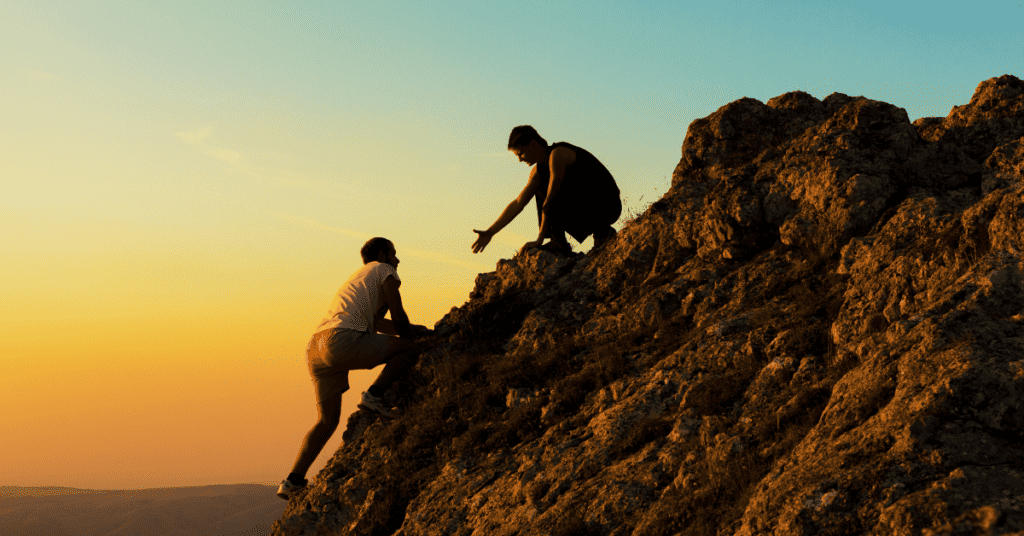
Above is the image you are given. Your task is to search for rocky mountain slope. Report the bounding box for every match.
[273,74,1024,536]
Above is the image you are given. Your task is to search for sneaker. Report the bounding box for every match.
[276,477,306,500]
[358,391,396,418]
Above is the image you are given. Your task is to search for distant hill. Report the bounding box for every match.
[0,484,284,536]
[274,74,1024,535]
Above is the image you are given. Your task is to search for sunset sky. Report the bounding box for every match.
[2,0,1021,490]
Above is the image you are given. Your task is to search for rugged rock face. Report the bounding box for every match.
[273,75,1024,536]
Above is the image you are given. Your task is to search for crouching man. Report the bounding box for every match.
[277,237,429,500]
[472,125,622,255]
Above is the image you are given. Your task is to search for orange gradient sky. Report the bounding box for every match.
[2,0,1020,489]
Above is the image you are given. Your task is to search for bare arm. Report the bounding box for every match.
[472,167,546,253]
[378,317,430,337]
[375,317,400,336]
[380,275,414,338]
[535,146,576,242]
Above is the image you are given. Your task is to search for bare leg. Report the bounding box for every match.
[288,392,342,480]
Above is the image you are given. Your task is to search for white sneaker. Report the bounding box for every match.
[358,391,396,418]
[276,478,306,500]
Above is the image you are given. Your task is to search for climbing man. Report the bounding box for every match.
[472,125,621,255]
[277,237,430,500]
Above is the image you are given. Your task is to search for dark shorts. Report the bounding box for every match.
[306,329,395,404]
[547,192,622,243]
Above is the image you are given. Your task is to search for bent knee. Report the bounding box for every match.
[316,401,343,426]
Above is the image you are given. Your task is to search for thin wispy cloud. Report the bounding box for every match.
[174,126,247,169]
[174,126,213,145]
[206,147,244,163]
[275,214,491,272]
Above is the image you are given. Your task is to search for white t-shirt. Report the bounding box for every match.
[315,261,400,334]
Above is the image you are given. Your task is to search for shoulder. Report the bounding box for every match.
[550,142,575,154]
[369,262,401,283]
[549,144,576,166]
[382,274,401,291]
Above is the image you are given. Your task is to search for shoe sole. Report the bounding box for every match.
[357,403,394,418]
[277,489,301,500]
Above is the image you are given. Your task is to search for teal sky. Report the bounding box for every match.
[2,0,1021,489]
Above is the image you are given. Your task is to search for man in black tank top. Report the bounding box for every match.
[472,125,621,255]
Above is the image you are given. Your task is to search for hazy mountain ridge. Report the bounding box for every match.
[0,484,284,536]
[273,75,1024,535]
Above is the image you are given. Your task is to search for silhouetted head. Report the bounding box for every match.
[508,125,547,149]
[508,125,548,166]
[361,237,399,267]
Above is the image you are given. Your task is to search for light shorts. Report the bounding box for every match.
[306,328,394,404]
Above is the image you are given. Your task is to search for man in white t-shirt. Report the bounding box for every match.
[277,237,430,500]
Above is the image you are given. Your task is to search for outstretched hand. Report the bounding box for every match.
[472,229,494,254]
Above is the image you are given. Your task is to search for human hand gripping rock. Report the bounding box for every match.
[519,239,543,255]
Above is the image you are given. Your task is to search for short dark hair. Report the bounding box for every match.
[508,125,547,149]
[360,237,392,264]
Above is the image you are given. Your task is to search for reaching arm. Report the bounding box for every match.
[380,275,414,338]
[472,166,545,253]
[487,199,526,235]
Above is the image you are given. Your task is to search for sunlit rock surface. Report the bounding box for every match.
[274,75,1024,536]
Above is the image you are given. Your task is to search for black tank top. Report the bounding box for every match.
[534,142,619,224]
